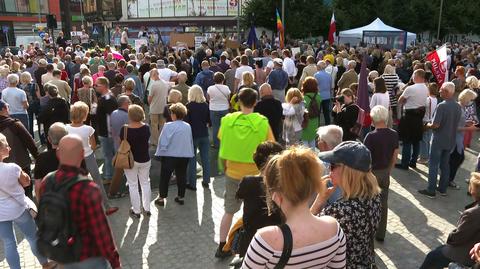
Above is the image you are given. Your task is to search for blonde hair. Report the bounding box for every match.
[70,101,89,123]
[285,88,303,103]
[242,71,254,86]
[469,172,480,201]
[82,75,93,86]
[128,104,145,122]
[338,165,380,200]
[458,89,477,105]
[466,76,479,89]
[264,147,324,212]
[20,72,33,84]
[169,103,187,119]
[383,64,396,75]
[188,85,206,103]
[168,89,182,103]
[0,133,8,149]
[123,78,135,92]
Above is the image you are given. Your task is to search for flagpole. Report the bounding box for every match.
[281,0,285,36]
[437,0,444,41]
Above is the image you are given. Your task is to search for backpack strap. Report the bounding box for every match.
[274,224,293,269]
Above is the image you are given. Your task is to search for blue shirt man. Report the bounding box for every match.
[267,59,288,102]
[314,61,333,125]
[194,60,214,96]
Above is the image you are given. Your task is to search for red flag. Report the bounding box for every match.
[426,45,448,85]
[328,13,336,45]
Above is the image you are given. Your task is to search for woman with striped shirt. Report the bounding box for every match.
[242,147,346,269]
[382,64,401,123]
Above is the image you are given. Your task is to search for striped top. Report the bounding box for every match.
[242,223,347,269]
[381,74,400,107]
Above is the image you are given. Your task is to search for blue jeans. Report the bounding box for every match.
[0,210,48,269]
[419,245,452,269]
[187,136,211,187]
[428,146,451,193]
[210,110,228,148]
[419,129,432,160]
[10,113,29,134]
[99,136,115,179]
[320,99,331,125]
[401,141,420,167]
[62,257,109,269]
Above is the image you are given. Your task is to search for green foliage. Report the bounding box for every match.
[242,0,480,40]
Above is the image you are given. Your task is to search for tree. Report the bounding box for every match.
[241,0,330,39]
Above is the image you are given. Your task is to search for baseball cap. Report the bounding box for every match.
[318,141,371,172]
[273,58,283,66]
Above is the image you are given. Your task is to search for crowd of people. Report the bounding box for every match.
[0,35,479,269]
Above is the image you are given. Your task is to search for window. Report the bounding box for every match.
[17,0,29,12]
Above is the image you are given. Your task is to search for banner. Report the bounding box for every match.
[426,45,448,86]
[362,31,407,52]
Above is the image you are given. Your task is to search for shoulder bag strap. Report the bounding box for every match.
[216,85,230,102]
[123,124,128,141]
[274,224,293,269]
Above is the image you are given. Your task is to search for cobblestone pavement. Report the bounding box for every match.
[1,136,478,269]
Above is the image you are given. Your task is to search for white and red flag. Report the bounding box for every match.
[426,45,448,85]
[328,13,336,45]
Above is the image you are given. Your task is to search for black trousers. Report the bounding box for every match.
[449,146,465,182]
[159,156,189,199]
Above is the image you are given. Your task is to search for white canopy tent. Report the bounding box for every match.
[338,18,416,46]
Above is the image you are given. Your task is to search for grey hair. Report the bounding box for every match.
[317,60,327,70]
[316,125,343,149]
[48,122,68,146]
[442,82,455,93]
[117,95,131,107]
[7,74,19,85]
[370,105,389,124]
[348,60,357,69]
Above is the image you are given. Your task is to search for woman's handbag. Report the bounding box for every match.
[112,125,135,169]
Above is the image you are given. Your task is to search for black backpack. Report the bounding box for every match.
[36,171,91,264]
[306,93,320,118]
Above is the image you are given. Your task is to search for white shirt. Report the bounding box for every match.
[283,57,296,77]
[423,96,438,122]
[0,163,27,221]
[235,65,254,87]
[325,64,338,89]
[207,84,230,111]
[158,68,177,82]
[66,124,95,157]
[400,83,429,110]
[370,92,390,110]
[149,79,169,114]
[1,87,27,114]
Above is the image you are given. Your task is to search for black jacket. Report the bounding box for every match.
[96,93,118,137]
[38,97,70,132]
[254,96,283,141]
[0,115,38,168]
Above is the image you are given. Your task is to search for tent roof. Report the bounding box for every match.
[339,18,416,38]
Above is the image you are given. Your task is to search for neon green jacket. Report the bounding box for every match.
[219,112,269,163]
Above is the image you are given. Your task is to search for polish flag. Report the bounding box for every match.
[328,13,336,45]
[426,45,448,85]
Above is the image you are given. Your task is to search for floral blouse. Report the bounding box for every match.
[322,196,381,268]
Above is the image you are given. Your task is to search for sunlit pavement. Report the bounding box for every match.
[1,134,478,269]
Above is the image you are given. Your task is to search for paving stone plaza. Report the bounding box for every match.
[1,134,478,269]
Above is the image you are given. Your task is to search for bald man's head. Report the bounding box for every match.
[57,135,84,167]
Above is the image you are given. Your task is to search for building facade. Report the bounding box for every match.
[0,0,60,47]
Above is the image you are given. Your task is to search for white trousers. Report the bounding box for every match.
[124,160,152,213]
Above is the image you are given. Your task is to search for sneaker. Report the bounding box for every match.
[143,210,151,217]
[417,158,429,164]
[154,198,165,207]
[448,182,460,190]
[395,164,409,170]
[185,184,197,191]
[174,197,184,205]
[418,189,436,198]
[215,245,232,258]
[129,209,141,219]
[408,163,417,169]
[202,182,209,188]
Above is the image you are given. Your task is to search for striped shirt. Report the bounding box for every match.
[242,224,347,269]
[382,74,400,107]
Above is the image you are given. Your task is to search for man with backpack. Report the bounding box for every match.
[37,134,121,269]
[194,60,214,97]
